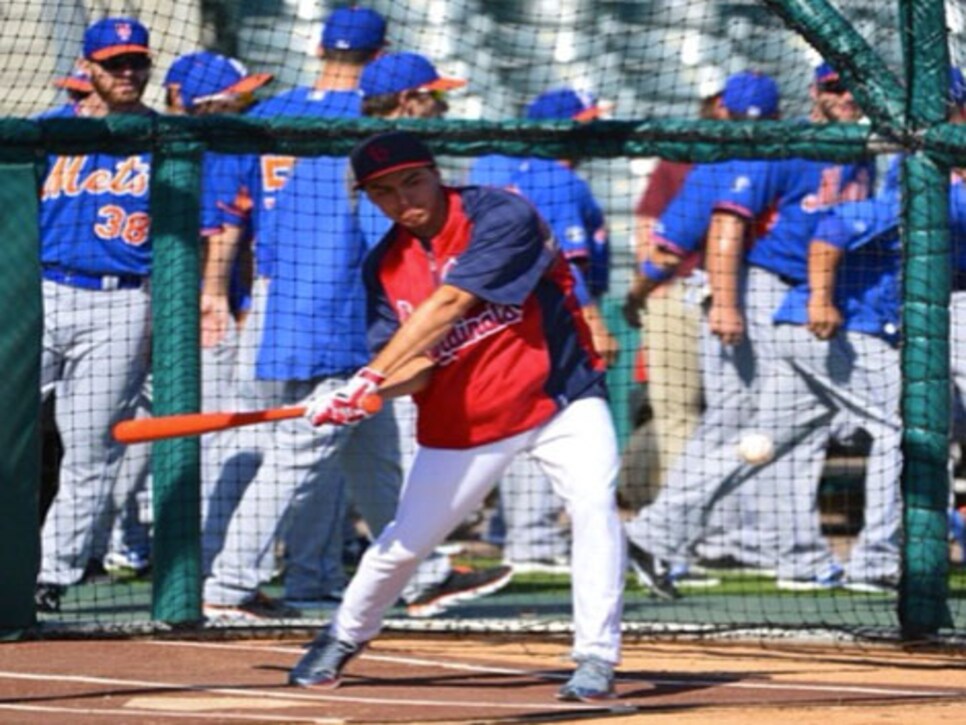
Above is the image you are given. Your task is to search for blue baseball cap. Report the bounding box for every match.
[722,71,780,118]
[174,51,273,110]
[815,62,839,84]
[351,130,435,188]
[360,52,465,97]
[84,17,150,61]
[526,88,601,121]
[321,6,386,51]
[163,51,203,88]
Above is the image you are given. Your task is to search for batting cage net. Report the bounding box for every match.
[0,0,964,646]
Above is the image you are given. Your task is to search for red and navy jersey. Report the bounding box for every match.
[363,186,606,449]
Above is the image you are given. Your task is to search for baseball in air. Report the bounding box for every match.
[737,433,775,465]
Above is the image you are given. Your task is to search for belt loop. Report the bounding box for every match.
[102,276,119,291]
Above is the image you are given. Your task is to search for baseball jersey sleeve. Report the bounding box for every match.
[653,162,729,256]
[444,191,557,306]
[714,159,776,220]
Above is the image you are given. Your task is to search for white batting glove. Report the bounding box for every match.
[305,367,385,427]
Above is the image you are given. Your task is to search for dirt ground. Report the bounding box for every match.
[0,633,963,723]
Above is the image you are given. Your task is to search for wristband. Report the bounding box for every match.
[640,259,674,282]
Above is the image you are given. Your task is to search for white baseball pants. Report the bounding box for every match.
[331,396,626,664]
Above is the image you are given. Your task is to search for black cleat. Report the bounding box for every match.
[627,541,680,600]
[289,631,364,688]
[35,583,66,613]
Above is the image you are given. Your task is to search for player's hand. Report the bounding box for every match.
[807,298,843,340]
[621,277,647,328]
[708,303,745,346]
[305,367,385,427]
[200,293,231,349]
[588,317,620,367]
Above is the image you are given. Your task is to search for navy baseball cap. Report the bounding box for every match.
[526,88,602,121]
[321,6,386,51]
[351,131,435,188]
[722,71,780,118]
[84,17,150,61]
[176,52,273,110]
[360,52,466,97]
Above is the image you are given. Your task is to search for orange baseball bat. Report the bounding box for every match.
[112,394,383,444]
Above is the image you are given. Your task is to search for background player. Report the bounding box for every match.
[289,131,625,703]
[34,17,155,613]
[467,87,615,573]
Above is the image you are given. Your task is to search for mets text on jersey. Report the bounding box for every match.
[42,155,151,245]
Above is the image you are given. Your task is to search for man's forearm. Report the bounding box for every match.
[808,239,843,304]
[369,283,479,376]
[706,211,746,308]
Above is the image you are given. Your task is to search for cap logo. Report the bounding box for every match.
[368,144,391,163]
[115,22,132,41]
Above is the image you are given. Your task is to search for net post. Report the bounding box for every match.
[899,154,954,638]
[150,136,204,624]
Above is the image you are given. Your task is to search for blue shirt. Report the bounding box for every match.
[37,104,153,276]
[652,161,737,256]
[716,157,874,282]
[242,88,368,379]
[774,195,901,343]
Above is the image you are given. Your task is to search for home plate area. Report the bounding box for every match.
[0,636,963,723]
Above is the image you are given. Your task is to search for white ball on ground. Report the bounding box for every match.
[737,432,775,465]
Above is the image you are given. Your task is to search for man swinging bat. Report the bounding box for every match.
[288,130,626,703]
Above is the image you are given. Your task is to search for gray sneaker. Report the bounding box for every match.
[556,656,616,702]
[289,631,364,688]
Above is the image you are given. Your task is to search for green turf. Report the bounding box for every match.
[33,564,966,639]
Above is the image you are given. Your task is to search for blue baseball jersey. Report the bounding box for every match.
[652,161,737,256]
[364,185,605,448]
[774,196,901,342]
[38,104,153,276]
[37,103,82,120]
[245,88,362,278]
[200,151,253,315]
[254,153,369,380]
[715,157,874,282]
[467,155,610,298]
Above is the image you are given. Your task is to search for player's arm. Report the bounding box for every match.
[705,210,748,346]
[305,284,477,426]
[200,223,243,348]
[370,283,479,376]
[581,299,619,367]
[623,216,687,327]
[806,239,844,340]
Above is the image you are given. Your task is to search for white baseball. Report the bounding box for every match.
[737,433,775,465]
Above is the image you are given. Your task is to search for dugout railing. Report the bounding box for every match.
[0,0,961,642]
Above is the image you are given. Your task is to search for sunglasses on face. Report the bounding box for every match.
[97,54,151,72]
[818,80,849,95]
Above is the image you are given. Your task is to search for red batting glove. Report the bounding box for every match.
[305,367,385,427]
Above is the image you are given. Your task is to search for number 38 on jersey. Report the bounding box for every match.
[42,154,152,247]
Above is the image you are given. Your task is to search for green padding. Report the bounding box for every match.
[150,144,203,623]
[899,153,953,637]
[0,163,41,635]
